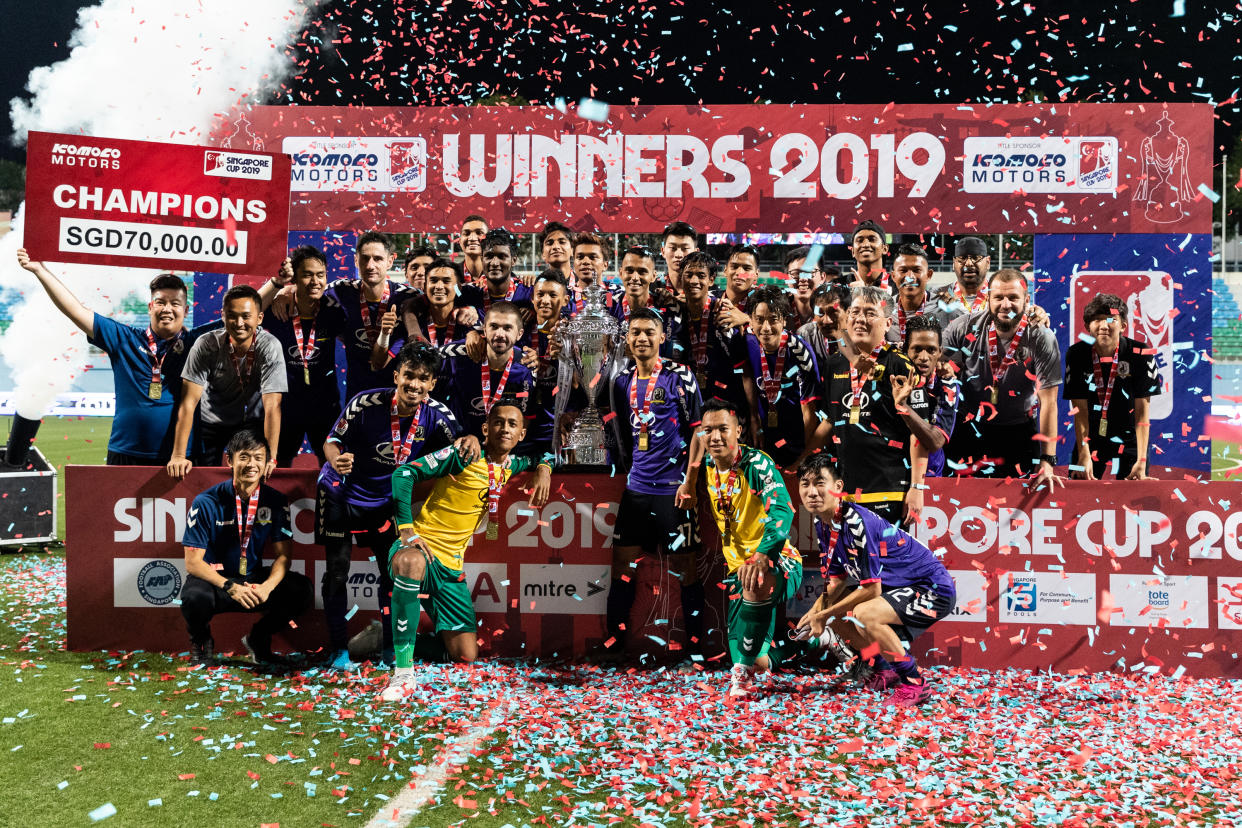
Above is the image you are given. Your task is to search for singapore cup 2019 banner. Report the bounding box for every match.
[22,130,292,276]
[235,102,1213,234]
[69,466,1242,678]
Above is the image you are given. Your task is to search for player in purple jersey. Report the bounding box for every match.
[471,229,535,325]
[795,454,956,707]
[437,302,535,443]
[316,341,477,668]
[608,246,681,360]
[259,246,348,466]
[895,314,959,478]
[594,308,704,663]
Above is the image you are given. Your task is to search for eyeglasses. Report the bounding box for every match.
[845,308,885,321]
[954,255,987,265]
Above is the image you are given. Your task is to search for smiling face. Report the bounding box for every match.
[682,262,713,303]
[700,408,741,467]
[483,403,526,454]
[798,467,843,518]
[620,253,656,298]
[845,296,890,351]
[542,230,572,267]
[749,301,787,352]
[533,278,567,323]
[148,288,187,338]
[988,277,1028,332]
[294,257,328,304]
[723,252,758,295]
[814,296,843,336]
[954,253,991,293]
[223,296,262,347]
[405,254,434,292]
[424,265,458,309]
[356,241,395,287]
[906,330,941,379]
[483,244,514,288]
[850,230,887,268]
[894,254,930,300]
[227,443,268,490]
[573,243,607,286]
[484,308,523,356]
[393,361,435,410]
[626,317,665,361]
[460,220,488,256]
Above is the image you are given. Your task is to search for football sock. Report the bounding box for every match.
[735,600,775,667]
[391,575,420,669]
[871,654,895,673]
[894,654,923,684]
[605,578,637,645]
[679,581,706,653]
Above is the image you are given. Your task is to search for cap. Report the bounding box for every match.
[954,237,989,258]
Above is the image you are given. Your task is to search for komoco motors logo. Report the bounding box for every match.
[51,142,120,170]
[136,560,181,605]
[204,150,273,181]
[962,136,1117,194]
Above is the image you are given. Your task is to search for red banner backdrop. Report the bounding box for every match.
[233,102,1212,235]
[23,130,291,276]
[67,467,1242,677]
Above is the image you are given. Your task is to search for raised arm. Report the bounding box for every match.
[16,249,94,337]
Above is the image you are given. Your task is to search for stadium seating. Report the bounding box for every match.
[1212,275,1242,361]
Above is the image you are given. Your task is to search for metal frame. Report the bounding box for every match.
[0,446,58,546]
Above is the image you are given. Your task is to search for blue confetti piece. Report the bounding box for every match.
[1197,183,1220,203]
[897,43,913,52]
[89,803,117,822]
[1172,0,1185,15]
[344,604,359,620]
[577,97,609,122]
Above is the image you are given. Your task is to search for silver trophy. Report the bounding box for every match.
[554,283,620,466]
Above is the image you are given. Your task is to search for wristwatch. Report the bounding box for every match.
[222,578,238,592]
[1039,454,1057,466]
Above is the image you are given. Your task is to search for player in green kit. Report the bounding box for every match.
[380,400,552,701]
[679,398,803,699]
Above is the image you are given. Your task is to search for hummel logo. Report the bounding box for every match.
[189,507,199,518]
[187,519,197,528]
[742,637,754,649]
[396,620,409,631]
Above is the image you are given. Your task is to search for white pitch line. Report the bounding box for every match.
[365,711,497,828]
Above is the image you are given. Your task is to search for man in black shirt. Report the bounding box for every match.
[1064,293,1160,480]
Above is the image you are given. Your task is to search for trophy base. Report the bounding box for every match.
[565,445,609,467]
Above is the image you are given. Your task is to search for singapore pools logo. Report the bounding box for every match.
[136,560,182,606]
[1003,578,1037,613]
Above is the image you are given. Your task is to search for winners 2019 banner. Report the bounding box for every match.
[236,102,1212,234]
[23,131,291,276]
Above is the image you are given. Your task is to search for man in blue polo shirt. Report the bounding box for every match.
[179,429,313,666]
[598,307,705,662]
[16,248,218,464]
[436,301,535,443]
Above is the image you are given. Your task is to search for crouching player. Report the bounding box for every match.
[795,453,955,707]
[681,398,802,699]
[380,400,552,701]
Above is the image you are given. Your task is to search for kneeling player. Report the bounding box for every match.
[681,398,803,698]
[381,400,552,701]
[795,454,956,707]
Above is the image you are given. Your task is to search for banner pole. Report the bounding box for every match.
[1223,158,1228,274]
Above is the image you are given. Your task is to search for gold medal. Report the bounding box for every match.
[696,371,707,390]
[767,407,778,428]
[238,556,247,577]
[848,405,860,425]
[637,430,650,452]
[990,386,999,405]
[148,381,162,400]
[486,519,499,540]
[1098,417,1108,437]
[303,365,311,385]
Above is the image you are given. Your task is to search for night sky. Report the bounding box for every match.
[3,1,1240,165]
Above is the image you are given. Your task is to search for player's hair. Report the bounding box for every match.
[850,284,893,312]
[661,221,697,243]
[621,244,657,265]
[988,268,1028,293]
[904,313,943,348]
[1082,293,1127,324]
[356,230,394,255]
[727,244,760,266]
[487,395,525,422]
[812,283,851,308]
[149,273,187,297]
[221,284,262,310]
[482,228,515,254]
[225,428,268,460]
[395,339,443,376]
[797,452,841,483]
[290,245,326,273]
[821,265,842,279]
[462,214,488,229]
[893,242,929,265]
[404,244,436,269]
[680,250,718,278]
[749,284,792,321]
[539,221,572,247]
[628,306,664,330]
[534,268,569,292]
[701,397,741,422]
[426,257,463,283]
[784,246,812,271]
[850,219,886,244]
[572,231,606,251]
[484,299,524,325]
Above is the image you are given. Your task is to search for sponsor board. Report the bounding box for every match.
[283,137,427,192]
[963,136,1117,193]
[1108,574,1208,628]
[999,572,1096,625]
[946,569,989,623]
[311,560,507,613]
[114,557,306,608]
[1216,577,1242,630]
[517,564,609,615]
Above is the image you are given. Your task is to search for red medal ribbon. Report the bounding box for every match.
[630,359,663,441]
[895,295,929,340]
[710,448,744,525]
[144,328,169,386]
[690,298,714,371]
[427,320,455,347]
[483,279,518,315]
[817,504,846,576]
[986,315,1030,397]
[359,281,392,345]
[1091,341,1120,425]
[953,283,987,315]
[294,313,317,368]
[480,353,513,413]
[228,339,256,385]
[757,330,789,407]
[486,459,506,520]
[390,395,422,466]
[234,487,260,575]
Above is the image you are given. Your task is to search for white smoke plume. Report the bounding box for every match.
[0,0,313,420]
